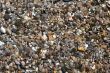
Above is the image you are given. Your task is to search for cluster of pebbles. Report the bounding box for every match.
[0,0,110,73]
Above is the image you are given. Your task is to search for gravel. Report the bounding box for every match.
[0,0,110,73]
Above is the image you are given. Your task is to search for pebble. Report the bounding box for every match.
[84,43,88,49]
[77,47,86,52]
[91,64,96,70]
[63,0,72,2]
[40,49,47,58]
[107,27,110,31]
[0,41,5,46]
[32,47,37,51]
[48,32,56,41]
[6,65,9,69]
[42,33,48,41]
[106,0,110,8]
[35,67,38,72]
[21,61,25,66]
[76,29,82,35]
[0,26,6,34]
[23,15,31,21]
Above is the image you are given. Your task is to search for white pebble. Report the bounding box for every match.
[23,16,31,20]
[53,34,56,39]
[107,27,110,31]
[42,34,47,41]
[85,43,88,49]
[0,26,6,34]
[50,41,54,45]
[102,4,106,8]
[35,67,38,72]
[6,65,9,69]
[56,62,60,66]
[76,29,82,35]
[91,65,96,70]
[41,49,47,58]
[32,47,37,51]
[0,41,5,46]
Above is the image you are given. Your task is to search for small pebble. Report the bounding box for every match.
[0,26,6,34]
[42,33,48,41]
[107,27,110,31]
[77,47,86,52]
[0,41,5,46]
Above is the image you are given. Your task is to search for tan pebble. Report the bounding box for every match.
[77,47,86,52]
[48,32,56,41]
[15,51,19,57]
[40,49,47,58]
[23,16,31,21]
[54,69,57,73]
[68,16,73,21]
[101,30,107,36]
[5,71,10,73]
[70,56,77,62]
[100,44,107,49]
[6,28,12,35]
[18,71,22,73]
[32,61,35,65]
[26,66,29,68]
[50,41,54,45]
[42,34,47,41]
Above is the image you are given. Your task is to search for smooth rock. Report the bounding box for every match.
[0,26,6,34]
[77,47,86,52]
[107,27,110,31]
[42,34,47,41]
[0,41,5,46]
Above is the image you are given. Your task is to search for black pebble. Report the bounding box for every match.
[4,14,10,21]
[63,0,72,2]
